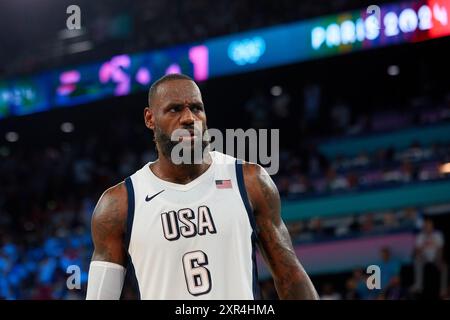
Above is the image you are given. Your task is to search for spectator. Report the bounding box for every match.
[377,247,401,291]
[351,269,376,300]
[412,218,448,298]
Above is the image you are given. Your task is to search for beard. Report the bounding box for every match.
[154,125,210,164]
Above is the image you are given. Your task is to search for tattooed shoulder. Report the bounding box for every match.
[91,182,128,262]
[93,182,127,234]
[242,161,281,220]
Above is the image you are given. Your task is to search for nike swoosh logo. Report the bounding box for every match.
[145,189,165,202]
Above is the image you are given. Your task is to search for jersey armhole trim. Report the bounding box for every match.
[124,177,135,251]
[235,159,257,231]
[235,159,261,300]
[122,176,141,300]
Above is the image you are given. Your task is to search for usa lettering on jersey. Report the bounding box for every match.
[161,205,217,240]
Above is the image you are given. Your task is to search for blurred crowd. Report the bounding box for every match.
[316,217,448,300]
[243,86,450,198]
[275,142,450,199]
[261,218,448,300]
[286,207,423,244]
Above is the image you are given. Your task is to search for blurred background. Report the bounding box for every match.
[1,0,450,300]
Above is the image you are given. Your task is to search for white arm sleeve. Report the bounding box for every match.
[86,261,126,300]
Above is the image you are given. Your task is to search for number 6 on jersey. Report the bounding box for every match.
[182,250,212,296]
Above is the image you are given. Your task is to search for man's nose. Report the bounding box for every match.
[179,106,195,125]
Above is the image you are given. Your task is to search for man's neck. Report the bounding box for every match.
[150,151,212,185]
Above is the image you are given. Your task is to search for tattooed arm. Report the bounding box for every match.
[86,182,128,299]
[91,182,128,265]
[243,162,319,300]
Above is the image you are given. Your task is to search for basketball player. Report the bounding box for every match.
[86,74,318,300]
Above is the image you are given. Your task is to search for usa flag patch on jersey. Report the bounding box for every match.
[215,179,232,189]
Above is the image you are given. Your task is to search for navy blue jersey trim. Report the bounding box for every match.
[235,160,256,228]
[124,177,135,250]
[121,253,141,300]
[123,177,141,300]
[235,159,261,300]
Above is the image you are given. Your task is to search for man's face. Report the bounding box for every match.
[146,79,209,159]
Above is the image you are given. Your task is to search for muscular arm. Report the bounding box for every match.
[86,182,128,299]
[91,182,128,265]
[243,162,319,300]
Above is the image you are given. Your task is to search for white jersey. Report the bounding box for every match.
[123,151,260,299]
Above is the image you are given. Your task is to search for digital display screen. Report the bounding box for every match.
[54,45,208,107]
[309,0,450,56]
[0,74,51,117]
[208,0,450,75]
[0,0,449,119]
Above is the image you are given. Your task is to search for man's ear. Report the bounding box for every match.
[144,107,154,130]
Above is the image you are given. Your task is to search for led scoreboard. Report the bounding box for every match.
[1,0,449,119]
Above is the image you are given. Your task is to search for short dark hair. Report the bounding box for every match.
[148,73,194,107]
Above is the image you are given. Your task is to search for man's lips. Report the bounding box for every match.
[180,128,202,136]
[177,130,201,141]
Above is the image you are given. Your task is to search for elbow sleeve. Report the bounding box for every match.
[86,261,126,300]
